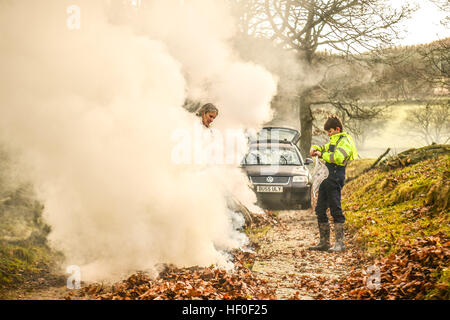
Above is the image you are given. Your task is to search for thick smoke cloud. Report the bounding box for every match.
[0,0,277,281]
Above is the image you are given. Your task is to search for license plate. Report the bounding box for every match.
[256,186,283,193]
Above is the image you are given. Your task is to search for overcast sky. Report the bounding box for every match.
[392,0,449,46]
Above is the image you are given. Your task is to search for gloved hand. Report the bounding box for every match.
[310,149,322,157]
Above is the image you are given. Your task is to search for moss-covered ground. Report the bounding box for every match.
[0,149,63,293]
[0,187,63,290]
[341,153,449,299]
[343,155,449,256]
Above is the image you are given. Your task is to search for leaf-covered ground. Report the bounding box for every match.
[330,236,449,299]
[75,253,276,300]
[74,209,368,300]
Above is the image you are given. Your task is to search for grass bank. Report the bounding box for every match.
[0,149,63,291]
[344,154,449,256]
[340,150,449,299]
[0,186,63,289]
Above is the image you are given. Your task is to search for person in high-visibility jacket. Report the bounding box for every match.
[308,115,357,253]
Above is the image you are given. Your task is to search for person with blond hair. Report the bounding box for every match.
[196,103,219,128]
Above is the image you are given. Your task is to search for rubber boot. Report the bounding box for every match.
[308,223,330,251]
[329,223,346,253]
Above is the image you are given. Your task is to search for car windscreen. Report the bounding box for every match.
[243,147,302,165]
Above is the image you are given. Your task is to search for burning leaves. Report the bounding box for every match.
[78,251,275,300]
[68,210,279,301]
[250,210,280,229]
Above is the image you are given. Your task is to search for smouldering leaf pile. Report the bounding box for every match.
[78,252,276,300]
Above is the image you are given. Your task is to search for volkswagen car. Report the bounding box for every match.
[241,127,313,209]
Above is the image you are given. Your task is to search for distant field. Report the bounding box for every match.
[346,158,375,180]
[355,101,449,158]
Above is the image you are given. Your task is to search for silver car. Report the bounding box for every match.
[241,127,313,209]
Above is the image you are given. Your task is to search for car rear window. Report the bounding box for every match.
[243,147,301,165]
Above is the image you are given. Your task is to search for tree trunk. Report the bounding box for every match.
[299,89,313,159]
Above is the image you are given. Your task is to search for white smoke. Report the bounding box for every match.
[0,0,276,281]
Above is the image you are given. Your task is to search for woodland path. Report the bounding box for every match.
[251,209,365,299]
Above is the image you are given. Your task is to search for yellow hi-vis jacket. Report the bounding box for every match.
[311,132,358,166]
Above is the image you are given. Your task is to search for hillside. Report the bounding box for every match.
[0,151,63,294]
[333,147,449,299]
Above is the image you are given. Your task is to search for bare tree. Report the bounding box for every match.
[229,0,268,35]
[429,0,450,27]
[404,100,450,145]
[375,2,450,97]
[417,38,450,91]
[310,101,388,150]
[230,0,414,156]
[339,111,387,148]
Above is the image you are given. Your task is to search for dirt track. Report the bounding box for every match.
[0,271,72,300]
[251,208,365,299]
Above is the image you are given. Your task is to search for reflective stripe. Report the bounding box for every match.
[330,153,335,163]
[337,147,348,159]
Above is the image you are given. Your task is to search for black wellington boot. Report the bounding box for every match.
[308,222,330,251]
[329,223,346,253]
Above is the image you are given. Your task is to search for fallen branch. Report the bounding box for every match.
[369,148,391,170]
[380,144,449,170]
[227,196,253,227]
